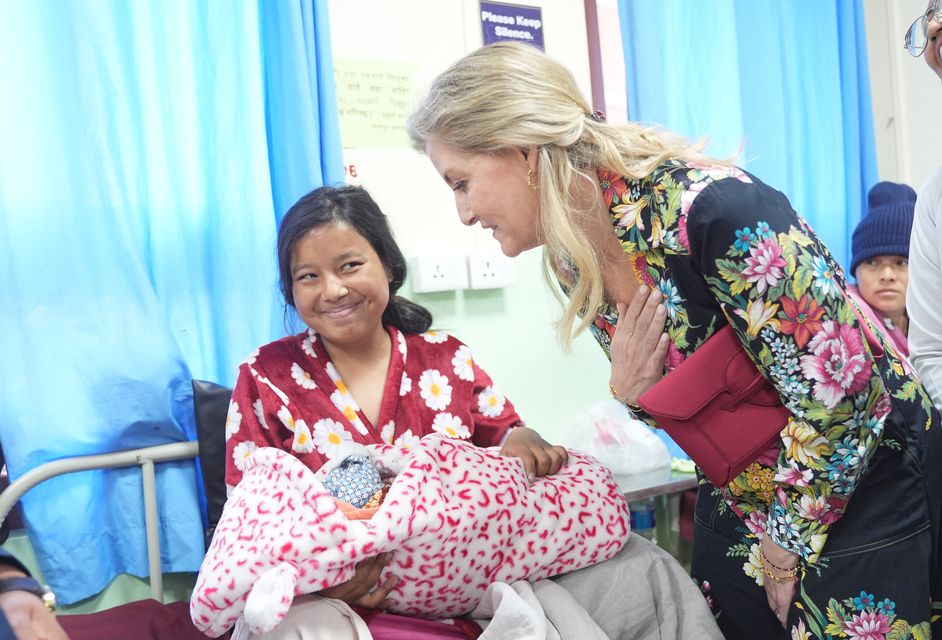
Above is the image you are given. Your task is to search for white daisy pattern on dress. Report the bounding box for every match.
[325,362,343,381]
[421,330,449,344]
[477,387,506,418]
[302,331,318,358]
[324,362,369,435]
[291,418,315,454]
[330,389,368,436]
[431,412,470,439]
[291,362,317,389]
[242,348,259,366]
[380,421,396,445]
[252,399,268,430]
[312,418,352,457]
[225,402,242,441]
[277,406,297,432]
[397,330,407,355]
[254,368,289,404]
[419,369,452,411]
[400,373,412,397]
[231,441,257,471]
[394,429,420,450]
[451,345,474,382]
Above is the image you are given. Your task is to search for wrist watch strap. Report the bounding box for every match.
[0,576,56,611]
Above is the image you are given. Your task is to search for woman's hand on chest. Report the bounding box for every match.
[608,284,670,406]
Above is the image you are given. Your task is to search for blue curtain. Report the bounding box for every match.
[0,0,342,604]
[618,0,877,269]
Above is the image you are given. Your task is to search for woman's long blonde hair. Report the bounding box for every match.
[408,42,714,348]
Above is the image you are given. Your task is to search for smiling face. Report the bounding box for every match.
[290,222,391,351]
[425,137,542,257]
[854,255,909,319]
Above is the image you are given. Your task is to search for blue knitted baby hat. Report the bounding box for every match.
[850,181,916,275]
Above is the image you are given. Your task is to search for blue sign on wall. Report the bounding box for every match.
[480,1,544,50]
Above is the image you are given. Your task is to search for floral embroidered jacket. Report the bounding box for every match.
[587,160,935,564]
[224,326,522,489]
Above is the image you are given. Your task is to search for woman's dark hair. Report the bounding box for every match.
[277,184,433,334]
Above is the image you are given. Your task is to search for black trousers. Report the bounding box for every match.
[691,406,942,640]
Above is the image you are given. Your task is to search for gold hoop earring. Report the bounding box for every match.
[526,169,538,190]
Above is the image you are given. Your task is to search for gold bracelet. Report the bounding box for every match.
[609,383,642,412]
[759,547,798,583]
[762,565,797,583]
[759,547,795,573]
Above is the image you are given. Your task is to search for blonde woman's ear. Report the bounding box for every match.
[522,145,540,170]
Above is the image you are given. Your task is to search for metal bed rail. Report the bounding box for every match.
[0,441,200,601]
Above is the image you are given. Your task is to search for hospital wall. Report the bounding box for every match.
[326,0,942,443]
[865,0,942,189]
[327,0,611,443]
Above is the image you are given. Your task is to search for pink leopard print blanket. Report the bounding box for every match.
[190,435,629,637]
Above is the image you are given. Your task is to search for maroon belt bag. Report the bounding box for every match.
[638,312,883,487]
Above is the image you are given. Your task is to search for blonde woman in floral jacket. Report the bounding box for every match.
[409,42,942,640]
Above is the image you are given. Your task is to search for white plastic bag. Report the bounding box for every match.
[559,399,670,475]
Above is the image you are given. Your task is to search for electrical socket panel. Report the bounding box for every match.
[409,254,467,293]
[467,252,515,289]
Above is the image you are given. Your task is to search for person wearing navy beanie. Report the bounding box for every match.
[847,181,916,357]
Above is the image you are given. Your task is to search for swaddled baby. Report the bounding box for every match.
[190,433,630,637]
[320,442,396,518]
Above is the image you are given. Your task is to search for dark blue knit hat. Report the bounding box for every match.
[850,181,916,275]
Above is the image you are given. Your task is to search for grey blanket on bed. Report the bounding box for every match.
[473,534,722,640]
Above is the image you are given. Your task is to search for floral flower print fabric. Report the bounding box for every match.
[590,161,933,563]
[224,327,522,488]
[586,161,940,637]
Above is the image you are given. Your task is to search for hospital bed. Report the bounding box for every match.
[0,381,479,640]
